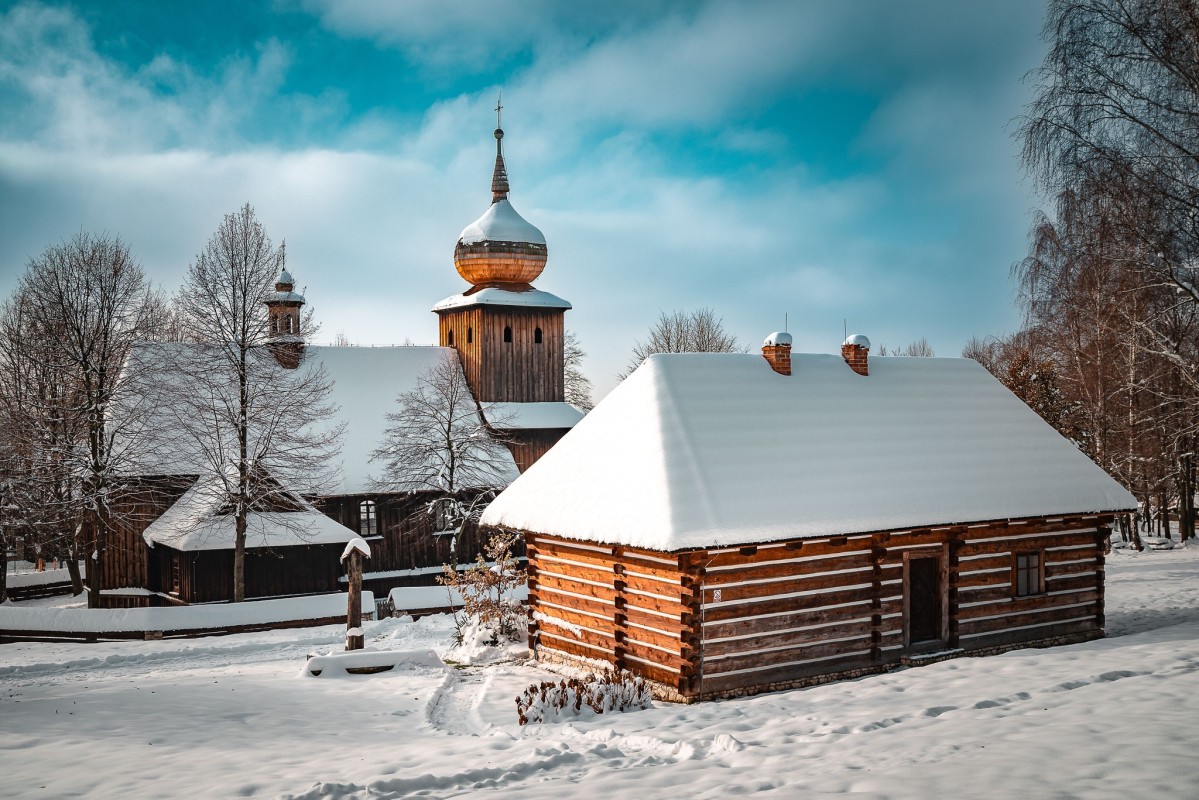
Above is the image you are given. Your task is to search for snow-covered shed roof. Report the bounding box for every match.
[431,286,572,312]
[481,352,1138,552]
[143,476,357,552]
[484,402,585,430]
[120,343,519,496]
[458,198,546,246]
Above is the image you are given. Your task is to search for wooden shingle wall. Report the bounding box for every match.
[438,306,564,403]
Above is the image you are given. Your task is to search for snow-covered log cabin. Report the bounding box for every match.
[480,334,1138,701]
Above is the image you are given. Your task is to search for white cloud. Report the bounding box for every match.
[0,0,1046,399]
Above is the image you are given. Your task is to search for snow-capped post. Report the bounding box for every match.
[341,537,371,651]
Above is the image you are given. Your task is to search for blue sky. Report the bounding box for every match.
[0,0,1050,398]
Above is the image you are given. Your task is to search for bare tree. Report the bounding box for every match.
[621,308,741,378]
[1021,0,1199,302]
[170,204,342,602]
[11,233,163,606]
[0,291,87,596]
[369,351,516,566]
[878,338,936,357]
[1013,0,1199,544]
[564,330,594,411]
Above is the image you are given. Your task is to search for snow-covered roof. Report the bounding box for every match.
[458,198,546,246]
[483,402,585,430]
[278,269,294,284]
[432,286,572,312]
[304,345,518,494]
[481,352,1138,552]
[120,343,519,496]
[267,290,305,304]
[143,476,358,552]
[844,333,871,348]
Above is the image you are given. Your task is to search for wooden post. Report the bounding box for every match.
[341,538,370,651]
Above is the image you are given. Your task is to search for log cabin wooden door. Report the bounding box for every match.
[905,555,943,646]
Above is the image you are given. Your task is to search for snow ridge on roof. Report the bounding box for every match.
[481,352,1138,551]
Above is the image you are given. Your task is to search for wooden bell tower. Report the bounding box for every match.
[433,110,575,470]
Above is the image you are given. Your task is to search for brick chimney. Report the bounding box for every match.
[762,331,793,375]
[841,334,870,376]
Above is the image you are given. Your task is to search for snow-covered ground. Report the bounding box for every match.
[2,545,1198,799]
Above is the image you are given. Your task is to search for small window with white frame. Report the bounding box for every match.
[359,500,378,538]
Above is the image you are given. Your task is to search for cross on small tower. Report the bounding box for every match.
[495,93,503,129]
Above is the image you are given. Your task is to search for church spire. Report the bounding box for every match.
[491,95,509,203]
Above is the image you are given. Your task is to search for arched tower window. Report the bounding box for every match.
[534,327,543,344]
[358,500,377,538]
[285,315,294,334]
[271,316,278,334]
[467,327,473,343]
[447,329,454,345]
[504,325,512,343]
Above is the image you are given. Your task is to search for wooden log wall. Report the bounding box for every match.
[526,534,696,695]
[952,518,1107,649]
[438,305,565,403]
[686,534,886,697]
[526,514,1112,701]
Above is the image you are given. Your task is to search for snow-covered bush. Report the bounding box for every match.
[515,670,653,726]
[439,530,526,647]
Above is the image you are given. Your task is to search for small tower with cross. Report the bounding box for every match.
[265,264,306,368]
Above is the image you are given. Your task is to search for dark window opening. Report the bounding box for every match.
[1015,552,1043,597]
[359,500,378,538]
[504,325,512,343]
[447,329,454,345]
[535,327,543,344]
[467,327,473,343]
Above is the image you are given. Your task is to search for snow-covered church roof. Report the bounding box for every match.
[480,352,1138,552]
[120,343,520,496]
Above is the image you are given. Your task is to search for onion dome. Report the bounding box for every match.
[453,124,548,286]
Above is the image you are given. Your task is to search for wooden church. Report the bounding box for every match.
[481,334,1138,701]
[99,120,581,606]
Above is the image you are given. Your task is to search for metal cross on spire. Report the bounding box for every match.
[495,93,503,129]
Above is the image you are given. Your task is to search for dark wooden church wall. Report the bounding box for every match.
[439,306,564,403]
[99,475,195,592]
[318,491,508,581]
[507,429,568,473]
